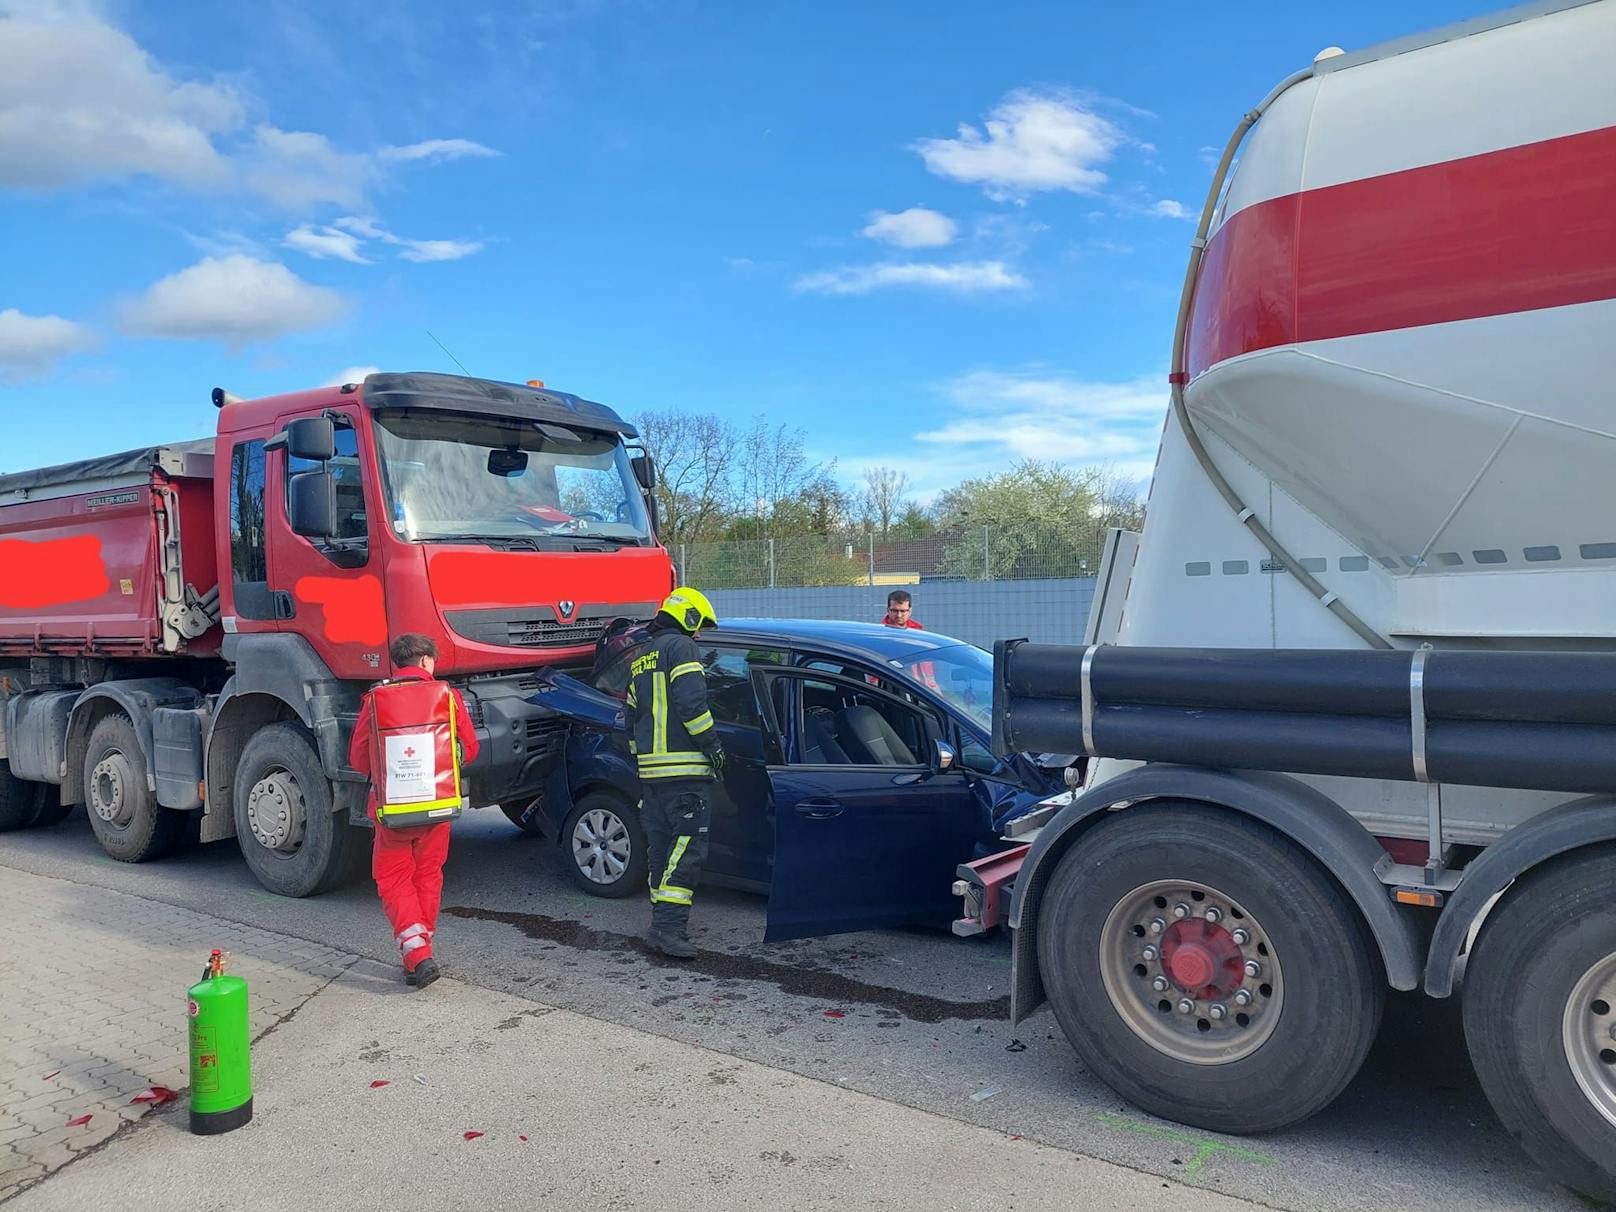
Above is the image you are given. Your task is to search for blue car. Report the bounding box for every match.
[528,618,1073,941]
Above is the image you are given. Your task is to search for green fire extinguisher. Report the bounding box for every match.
[187,949,253,1134]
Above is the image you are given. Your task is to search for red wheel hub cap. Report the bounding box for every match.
[1160,919,1246,999]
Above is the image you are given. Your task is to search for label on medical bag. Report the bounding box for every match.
[385,732,438,803]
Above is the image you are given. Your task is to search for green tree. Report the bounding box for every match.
[935,460,1141,580]
[888,502,936,540]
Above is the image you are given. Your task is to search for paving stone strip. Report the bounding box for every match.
[0,865,356,1201]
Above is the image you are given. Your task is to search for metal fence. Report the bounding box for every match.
[680,529,1102,649]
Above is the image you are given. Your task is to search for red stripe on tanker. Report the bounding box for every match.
[1187,124,1616,378]
[294,575,387,645]
[426,548,672,611]
[0,535,110,609]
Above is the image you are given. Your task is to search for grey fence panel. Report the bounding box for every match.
[707,578,1095,650]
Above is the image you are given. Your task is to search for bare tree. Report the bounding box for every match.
[861,466,909,538]
[732,416,836,537]
[633,410,739,545]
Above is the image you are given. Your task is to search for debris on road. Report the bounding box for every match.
[66,1114,93,1127]
[969,1087,1002,1103]
[130,1087,177,1106]
[463,1131,484,1141]
[369,1080,390,1089]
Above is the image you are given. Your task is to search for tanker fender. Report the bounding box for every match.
[1008,764,1424,1024]
[1424,795,1616,998]
[62,678,203,802]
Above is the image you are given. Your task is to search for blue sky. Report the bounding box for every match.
[1,0,1484,499]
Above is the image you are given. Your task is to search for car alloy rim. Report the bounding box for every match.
[1562,949,1616,1130]
[246,769,306,854]
[1099,879,1284,1066]
[572,807,631,884]
[89,751,135,826]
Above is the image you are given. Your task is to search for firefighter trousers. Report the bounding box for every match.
[641,779,712,937]
[372,820,451,972]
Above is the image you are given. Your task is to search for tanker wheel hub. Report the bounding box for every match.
[1161,919,1247,999]
[89,753,135,825]
[247,771,306,853]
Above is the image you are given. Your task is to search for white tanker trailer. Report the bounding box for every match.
[983,0,1616,1199]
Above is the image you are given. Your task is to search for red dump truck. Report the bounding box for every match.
[0,371,672,896]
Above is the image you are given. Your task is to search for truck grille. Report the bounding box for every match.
[445,604,654,651]
[525,716,568,756]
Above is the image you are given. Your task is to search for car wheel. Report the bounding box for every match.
[83,713,184,862]
[501,798,546,835]
[233,722,353,897]
[561,792,645,898]
[0,762,42,832]
[1463,847,1616,1204]
[1037,800,1384,1134]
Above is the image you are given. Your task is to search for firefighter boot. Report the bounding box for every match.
[648,903,697,959]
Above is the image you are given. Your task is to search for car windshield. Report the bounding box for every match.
[373,409,652,545]
[899,643,992,732]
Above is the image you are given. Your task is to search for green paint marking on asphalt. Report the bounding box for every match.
[1094,1112,1275,1181]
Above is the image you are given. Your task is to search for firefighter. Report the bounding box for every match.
[628,587,724,959]
[347,633,479,989]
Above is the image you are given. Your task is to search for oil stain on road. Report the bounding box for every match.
[445,904,1010,1024]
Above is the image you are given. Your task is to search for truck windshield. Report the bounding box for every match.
[373,410,653,546]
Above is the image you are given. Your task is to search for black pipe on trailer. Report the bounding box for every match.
[994,643,1616,795]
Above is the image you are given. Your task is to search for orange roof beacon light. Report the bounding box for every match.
[526,379,544,388]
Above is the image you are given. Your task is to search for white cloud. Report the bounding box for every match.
[322,365,380,387]
[913,89,1124,201]
[861,207,958,249]
[284,223,370,263]
[0,6,240,190]
[117,255,349,345]
[917,369,1167,478]
[1149,199,1193,220]
[0,8,494,213]
[379,139,499,164]
[320,215,484,264]
[397,238,484,263]
[793,260,1027,296]
[0,307,96,381]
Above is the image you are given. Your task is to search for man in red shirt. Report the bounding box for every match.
[347,634,479,989]
[882,589,923,630]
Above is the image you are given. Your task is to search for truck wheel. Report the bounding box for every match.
[83,713,183,861]
[1462,847,1616,1204]
[0,763,42,831]
[501,798,546,835]
[32,783,71,827]
[561,792,645,898]
[1037,801,1383,1134]
[233,722,352,898]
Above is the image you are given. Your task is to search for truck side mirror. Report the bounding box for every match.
[288,469,337,538]
[286,417,336,462]
[631,451,657,492]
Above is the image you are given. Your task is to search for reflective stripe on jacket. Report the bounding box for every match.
[626,627,718,781]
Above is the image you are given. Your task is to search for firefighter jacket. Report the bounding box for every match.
[626,626,720,781]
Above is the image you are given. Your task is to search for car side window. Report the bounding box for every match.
[700,646,785,726]
[794,677,931,768]
[959,733,999,774]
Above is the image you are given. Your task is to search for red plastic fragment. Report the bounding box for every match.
[42,1070,60,1081]
[463,1131,484,1141]
[822,1010,845,1019]
[519,1135,530,1142]
[66,1114,93,1127]
[369,1080,391,1089]
[130,1087,177,1105]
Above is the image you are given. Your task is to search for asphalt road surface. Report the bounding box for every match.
[1,807,1585,1212]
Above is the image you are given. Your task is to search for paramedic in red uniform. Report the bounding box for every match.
[347,634,479,989]
[882,589,923,629]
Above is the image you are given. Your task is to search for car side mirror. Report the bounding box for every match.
[288,469,337,538]
[286,416,336,462]
[932,739,958,774]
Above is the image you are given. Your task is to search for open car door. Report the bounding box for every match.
[752,666,979,942]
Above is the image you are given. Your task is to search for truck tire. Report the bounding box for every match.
[501,798,546,835]
[0,763,43,831]
[561,791,645,898]
[31,782,71,827]
[1462,847,1616,1205]
[233,722,353,898]
[83,713,183,862]
[1036,800,1384,1134]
